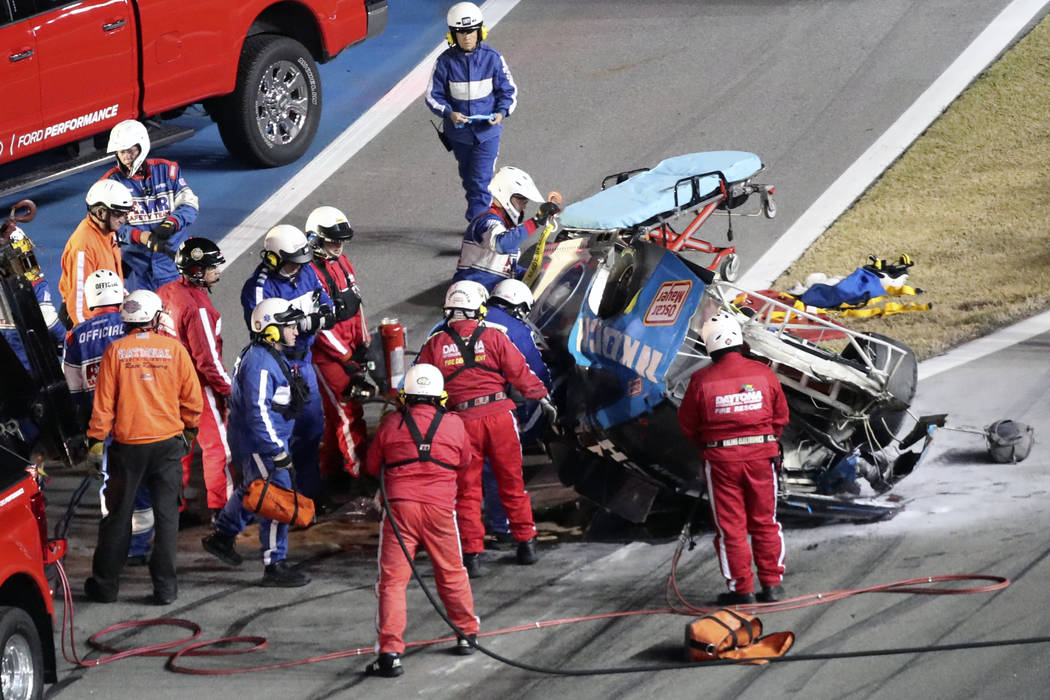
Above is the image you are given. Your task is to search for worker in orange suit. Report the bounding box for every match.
[83,289,202,606]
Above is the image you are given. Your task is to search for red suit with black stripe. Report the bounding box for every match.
[310,253,369,477]
[366,404,479,655]
[417,319,548,555]
[677,349,790,595]
[157,277,232,509]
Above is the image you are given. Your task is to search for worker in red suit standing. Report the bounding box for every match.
[677,313,790,606]
[305,206,371,488]
[416,281,555,578]
[363,363,479,678]
[156,237,232,517]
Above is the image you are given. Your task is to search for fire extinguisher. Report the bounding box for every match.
[379,318,406,396]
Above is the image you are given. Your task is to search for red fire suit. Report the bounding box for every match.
[417,319,548,554]
[157,277,233,509]
[310,254,369,477]
[366,404,479,654]
[677,350,790,595]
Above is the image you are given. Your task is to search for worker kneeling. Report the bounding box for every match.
[365,364,480,678]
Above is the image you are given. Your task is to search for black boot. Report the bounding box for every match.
[516,538,538,565]
[261,560,311,588]
[463,552,484,578]
[202,531,243,566]
[84,577,116,603]
[757,584,784,603]
[453,634,477,656]
[364,652,403,678]
[714,591,756,606]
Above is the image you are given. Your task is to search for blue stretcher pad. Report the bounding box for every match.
[560,151,762,231]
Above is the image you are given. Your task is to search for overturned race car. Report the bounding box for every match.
[525,151,936,525]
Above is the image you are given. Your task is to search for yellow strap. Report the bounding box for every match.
[522,219,557,287]
[836,301,932,318]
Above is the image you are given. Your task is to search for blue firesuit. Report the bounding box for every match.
[213,342,299,565]
[63,310,152,558]
[426,42,518,221]
[240,263,332,499]
[453,206,539,290]
[106,159,199,292]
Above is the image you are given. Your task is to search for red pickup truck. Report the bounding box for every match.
[1,0,387,168]
[0,463,65,700]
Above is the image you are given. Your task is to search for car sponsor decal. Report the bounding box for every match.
[7,103,119,157]
[643,280,692,326]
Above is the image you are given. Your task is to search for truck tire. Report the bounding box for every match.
[0,606,44,700]
[216,35,322,167]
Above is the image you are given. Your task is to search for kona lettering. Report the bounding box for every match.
[579,318,663,382]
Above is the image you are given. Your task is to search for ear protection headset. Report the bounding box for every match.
[261,323,282,344]
[399,388,449,407]
[443,303,487,320]
[447,25,487,46]
[261,249,280,271]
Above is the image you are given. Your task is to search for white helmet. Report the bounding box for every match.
[85,269,124,310]
[304,206,354,242]
[121,289,163,325]
[447,2,483,30]
[701,313,743,352]
[443,280,487,319]
[489,166,543,224]
[403,363,445,399]
[262,224,313,273]
[250,297,306,342]
[85,180,134,214]
[107,119,150,175]
[490,279,533,317]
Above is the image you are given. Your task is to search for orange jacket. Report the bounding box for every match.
[60,216,123,326]
[88,330,202,445]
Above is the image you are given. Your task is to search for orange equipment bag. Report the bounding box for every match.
[685,608,794,664]
[243,476,315,528]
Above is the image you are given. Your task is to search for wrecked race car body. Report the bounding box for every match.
[527,151,935,524]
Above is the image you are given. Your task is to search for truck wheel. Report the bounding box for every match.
[217,35,322,167]
[0,607,43,700]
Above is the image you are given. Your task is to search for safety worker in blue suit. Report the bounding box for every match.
[201,297,312,588]
[426,2,518,222]
[453,166,560,290]
[103,119,199,292]
[240,224,335,500]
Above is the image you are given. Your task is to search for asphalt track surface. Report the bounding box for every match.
[32,1,1050,698]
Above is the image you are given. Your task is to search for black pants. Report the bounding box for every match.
[92,436,184,599]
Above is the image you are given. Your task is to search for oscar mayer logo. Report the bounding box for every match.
[643,280,692,326]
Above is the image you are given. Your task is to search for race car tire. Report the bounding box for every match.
[842,332,917,446]
[216,35,322,167]
[0,606,44,700]
[597,249,639,319]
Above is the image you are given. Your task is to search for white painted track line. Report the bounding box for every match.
[918,309,1050,380]
[738,0,1050,291]
[216,0,523,269]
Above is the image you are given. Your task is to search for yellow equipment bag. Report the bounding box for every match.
[685,608,794,664]
[243,476,315,528]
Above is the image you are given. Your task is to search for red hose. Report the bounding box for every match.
[55,553,1011,676]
